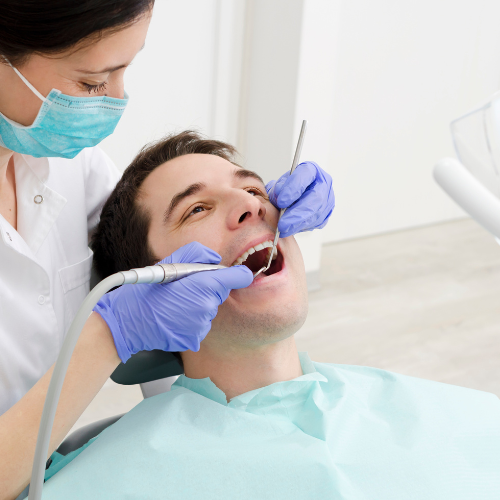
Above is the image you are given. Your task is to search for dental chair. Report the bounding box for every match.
[56,335,183,455]
[434,91,500,239]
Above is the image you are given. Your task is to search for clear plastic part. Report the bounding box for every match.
[450,91,500,199]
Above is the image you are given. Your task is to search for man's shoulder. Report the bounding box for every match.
[313,360,500,421]
[119,383,222,423]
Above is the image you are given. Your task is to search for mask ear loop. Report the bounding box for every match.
[4,58,47,102]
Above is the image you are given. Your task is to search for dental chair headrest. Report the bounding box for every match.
[111,350,184,385]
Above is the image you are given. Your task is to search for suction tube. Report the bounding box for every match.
[28,263,225,500]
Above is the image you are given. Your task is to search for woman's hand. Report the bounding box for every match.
[93,242,253,362]
[266,161,335,237]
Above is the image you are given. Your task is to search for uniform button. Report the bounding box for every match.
[34,195,44,204]
[38,295,46,305]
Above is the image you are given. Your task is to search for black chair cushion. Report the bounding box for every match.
[111,350,184,385]
[57,414,124,456]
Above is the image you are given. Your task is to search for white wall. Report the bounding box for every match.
[100,0,500,250]
[237,0,500,244]
[100,0,219,169]
[100,0,247,170]
[236,0,304,178]
[310,0,500,243]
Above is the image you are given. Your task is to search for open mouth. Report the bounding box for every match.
[231,240,284,277]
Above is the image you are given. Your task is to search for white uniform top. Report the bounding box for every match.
[0,147,120,415]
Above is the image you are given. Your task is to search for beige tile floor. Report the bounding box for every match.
[71,218,500,433]
[297,218,500,395]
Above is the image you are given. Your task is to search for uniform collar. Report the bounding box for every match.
[13,153,66,255]
[17,153,50,183]
[173,352,328,409]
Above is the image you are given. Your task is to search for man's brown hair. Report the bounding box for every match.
[91,131,238,280]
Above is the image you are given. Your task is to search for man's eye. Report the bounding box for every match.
[188,206,205,217]
[246,188,263,196]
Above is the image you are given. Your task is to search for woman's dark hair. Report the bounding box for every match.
[0,0,154,66]
[91,131,238,281]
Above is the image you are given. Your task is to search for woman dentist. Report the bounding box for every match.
[0,1,335,498]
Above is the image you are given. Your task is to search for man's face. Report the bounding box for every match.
[139,153,308,347]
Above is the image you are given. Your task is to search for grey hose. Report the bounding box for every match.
[28,262,226,499]
[28,273,125,500]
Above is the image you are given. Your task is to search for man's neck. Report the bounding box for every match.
[181,336,303,402]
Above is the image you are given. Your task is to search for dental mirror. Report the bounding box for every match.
[254,119,308,278]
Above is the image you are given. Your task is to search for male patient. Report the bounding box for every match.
[41,132,500,499]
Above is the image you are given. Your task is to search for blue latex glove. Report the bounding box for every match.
[93,242,253,362]
[266,161,335,238]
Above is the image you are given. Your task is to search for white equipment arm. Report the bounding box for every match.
[433,157,500,240]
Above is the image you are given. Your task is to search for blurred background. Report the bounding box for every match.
[78,0,500,431]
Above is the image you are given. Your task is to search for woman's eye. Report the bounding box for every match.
[82,82,108,94]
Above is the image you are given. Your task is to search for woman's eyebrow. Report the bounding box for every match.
[76,64,128,75]
[76,44,145,75]
[163,182,205,224]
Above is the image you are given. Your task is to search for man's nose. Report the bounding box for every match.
[228,192,267,229]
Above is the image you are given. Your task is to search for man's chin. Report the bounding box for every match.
[214,273,308,345]
[213,235,308,343]
[211,298,308,347]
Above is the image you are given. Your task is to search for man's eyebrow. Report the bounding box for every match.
[76,45,146,75]
[233,168,265,185]
[163,182,205,224]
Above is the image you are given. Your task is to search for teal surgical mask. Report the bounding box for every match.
[0,61,128,159]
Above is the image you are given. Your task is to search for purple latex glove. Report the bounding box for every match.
[93,242,253,362]
[266,161,335,238]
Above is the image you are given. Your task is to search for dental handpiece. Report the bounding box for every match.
[120,263,227,285]
[28,261,227,500]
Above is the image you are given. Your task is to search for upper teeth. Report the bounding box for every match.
[232,240,278,266]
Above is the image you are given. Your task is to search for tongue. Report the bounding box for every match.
[243,248,269,274]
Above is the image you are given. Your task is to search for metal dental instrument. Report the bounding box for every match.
[254,119,308,278]
[29,262,225,500]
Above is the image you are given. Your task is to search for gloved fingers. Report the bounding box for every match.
[157,241,222,265]
[277,187,331,237]
[93,297,133,362]
[187,265,253,301]
[212,265,254,289]
[265,179,277,196]
[193,323,213,352]
[275,162,319,209]
[164,326,209,352]
[266,173,290,208]
[266,179,278,206]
